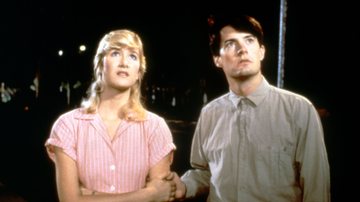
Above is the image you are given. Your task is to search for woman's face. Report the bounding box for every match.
[102,47,141,91]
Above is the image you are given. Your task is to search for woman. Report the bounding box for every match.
[45,29,176,202]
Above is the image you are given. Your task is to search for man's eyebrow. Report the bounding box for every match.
[224,38,237,43]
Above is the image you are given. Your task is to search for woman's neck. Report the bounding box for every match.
[98,88,131,119]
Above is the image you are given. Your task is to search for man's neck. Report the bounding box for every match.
[229,73,263,96]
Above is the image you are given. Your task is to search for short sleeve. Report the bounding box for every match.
[148,116,176,167]
[45,114,77,162]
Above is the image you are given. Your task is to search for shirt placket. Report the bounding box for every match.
[236,98,249,200]
[109,163,116,192]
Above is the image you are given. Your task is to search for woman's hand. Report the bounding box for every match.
[166,172,186,200]
[80,186,96,195]
[146,177,176,201]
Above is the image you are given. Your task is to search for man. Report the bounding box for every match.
[173,14,330,202]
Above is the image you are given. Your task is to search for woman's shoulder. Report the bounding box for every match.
[56,107,95,121]
[57,108,80,117]
[144,110,165,122]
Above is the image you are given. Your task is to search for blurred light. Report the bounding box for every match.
[58,50,63,56]
[79,45,86,52]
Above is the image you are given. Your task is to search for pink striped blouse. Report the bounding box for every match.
[45,108,176,193]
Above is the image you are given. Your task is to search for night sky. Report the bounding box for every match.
[1,0,358,201]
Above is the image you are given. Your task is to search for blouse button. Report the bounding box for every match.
[110,185,115,192]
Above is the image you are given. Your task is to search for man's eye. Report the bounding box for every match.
[223,41,237,52]
[245,37,255,44]
[224,41,236,48]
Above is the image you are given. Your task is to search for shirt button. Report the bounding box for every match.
[110,165,116,171]
[110,185,115,192]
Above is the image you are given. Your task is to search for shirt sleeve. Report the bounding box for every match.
[148,116,176,167]
[295,102,331,202]
[181,112,211,198]
[44,114,77,162]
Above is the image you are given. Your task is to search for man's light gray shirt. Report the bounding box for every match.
[181,78,330,202]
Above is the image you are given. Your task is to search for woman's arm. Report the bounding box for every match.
[148,151,174,180]
[147,151,176,201]
[54,147,175,202]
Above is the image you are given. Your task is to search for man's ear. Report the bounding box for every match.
[260,45,266,61]
[213,56,222,68]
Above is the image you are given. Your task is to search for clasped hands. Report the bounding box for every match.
[146,171,186,201]
[80,172,186,202]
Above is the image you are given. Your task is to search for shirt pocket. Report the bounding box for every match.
[256,144,295,187]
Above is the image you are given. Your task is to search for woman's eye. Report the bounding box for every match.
[129,54,138,61]
[110,51,120,57]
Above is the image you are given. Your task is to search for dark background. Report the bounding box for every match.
[0,0,358,201]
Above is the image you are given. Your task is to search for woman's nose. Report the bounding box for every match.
[119,55,129,68]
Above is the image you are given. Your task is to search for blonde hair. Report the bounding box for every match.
[81,29,147,121]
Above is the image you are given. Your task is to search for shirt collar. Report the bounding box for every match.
[73,108,150,122]
[228,77,271,108]
[73,108,97,120]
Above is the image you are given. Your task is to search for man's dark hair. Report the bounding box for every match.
[208,14,264,56]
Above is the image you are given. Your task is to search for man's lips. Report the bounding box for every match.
[238,59,251,65]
